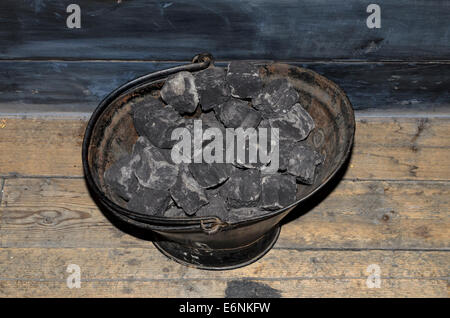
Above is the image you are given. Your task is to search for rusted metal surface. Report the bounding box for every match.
[82,55,355,269]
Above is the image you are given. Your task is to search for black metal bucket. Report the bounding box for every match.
[82,53,355,270]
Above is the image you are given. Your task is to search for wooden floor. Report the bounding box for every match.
[0,115,448,297]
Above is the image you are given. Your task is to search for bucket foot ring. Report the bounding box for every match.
[153,226,281,270]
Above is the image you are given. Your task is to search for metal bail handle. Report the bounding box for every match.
[192,52,214,65]
[200,218,228,235]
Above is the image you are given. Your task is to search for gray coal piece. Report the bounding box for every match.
[259,174,297,210]
[268,103,315,142]
[170,164,209,215]
[133,143,179,190]
[220,167,262,208]
[215,98,261,129]
[195,189,229,220]
[160,71,199,114]
[200,111,226,134]
[164,205,186,217]
[194,66,231,112]
[133,100,185,149]
[253,78,299,118]
[286,143,323,184]
[229,133,267,170]
[188,163,229,189]
[226,61,264,99]
[127,187,171,216]
[104,154,140,201]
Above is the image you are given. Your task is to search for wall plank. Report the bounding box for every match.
[1,61,449,113]
[1,0,449,61]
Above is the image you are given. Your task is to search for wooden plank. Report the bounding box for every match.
[1,61,449,113]
[1,178,448,250]
[1,279,446,298]
[0,117,86,177]
[0,248,447,297]
[0,117,449,180]
[1,1,449,60]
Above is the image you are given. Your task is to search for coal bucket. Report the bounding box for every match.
[82,53,355,270]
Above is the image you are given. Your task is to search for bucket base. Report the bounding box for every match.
[153,226,281,270]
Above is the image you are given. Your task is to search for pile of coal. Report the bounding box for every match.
[104,62,324,222]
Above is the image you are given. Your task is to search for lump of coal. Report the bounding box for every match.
[253,78,299,117]
[268,103,314,141]
[195,67,230,111]
[226,61,263,98]
[200,111,226,134]
[104,154,140,201]
[215,98,261,129]
[226,120,279,170]
[277,140,294,172]
[164,205,186,217]
[231,133,266,170]
[195,190,229,220]
[127,187,170,216]
[133,143,179,190]
[285,143,323,184]
[160,71,199,114]
[220,167,262,208]
[170,165,209,215]
[260,174,297,210]
[133,99,185,149]
[171,118,217,163]
[188,163,229,188]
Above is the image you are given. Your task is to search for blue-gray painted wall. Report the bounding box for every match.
[0,0,449,113]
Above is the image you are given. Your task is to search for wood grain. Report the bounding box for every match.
[0,117,448,180]
[1,0,449,60]
[0,248,447,297]
[0,116,448,298]
[0,117,87,177]
[1,61,449,113]
[1,177,448,250]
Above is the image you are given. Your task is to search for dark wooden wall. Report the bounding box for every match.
[1,0,449,113]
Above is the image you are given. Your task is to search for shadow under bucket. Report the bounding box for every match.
[82,53,355,270]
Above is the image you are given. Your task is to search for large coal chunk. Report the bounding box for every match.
[195,189,229,220]
[285,143,323,184]
[260,174,297,210]
[230,132,266,170]
[195,67,231,112]
[253,78,299,117]
[104,154,140,201]
[160,71,199,114]
[268,103,314,141]
[227,120,279,170]
[188,163,229,188]
[226,62,263,99]
[215,98,261,129]
[127,187,170,216]
[170,165,209,215]
[170,118,217,164]
[220,167,262,208]
[133,99,185,149]
[133,143,179,190]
